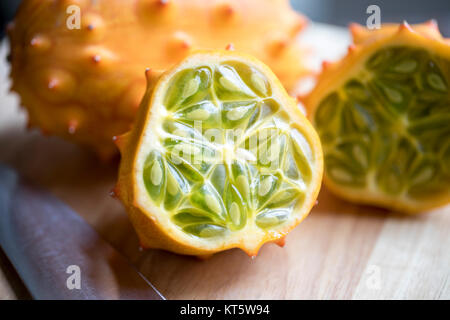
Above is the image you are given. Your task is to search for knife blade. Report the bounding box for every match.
[0,164,164,300]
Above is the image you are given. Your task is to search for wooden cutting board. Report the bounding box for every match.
[0,24,449,300]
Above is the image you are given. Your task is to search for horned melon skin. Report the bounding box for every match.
[8,0,308,160]
[115,50,323,257]
[349,20,445,44]
[305,22,450,213]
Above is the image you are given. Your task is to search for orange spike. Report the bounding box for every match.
[145,68,152,83]
[268,38,288,56]
[274,236,286,248]
[112,132,130,153]
[171,32,192,50]
[349,22,364,34]
[29,35,50,51]
[275,39,288,50]
[217,3,234,18]
[141,0,173,18]
[290,17,307,37]
[139,241,150,250]
[322,60,332,70]
[30,37,39,47]
[348,44,356,54]
[92,54,101,63]
[144,68,160,90]
[296,94,304,104]
[112,135,123,150]
[399,21,413,33]
[158,0,169,6]
[242,247,258,258]
[109,184,120,198]
[67,119,78,134]
[180,40,191,49]
[225,43,235,51]
[425,19,438,30]
[47,78,59,89]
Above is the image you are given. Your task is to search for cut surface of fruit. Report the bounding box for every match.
[306,22,450,213]
[117,51,323,256]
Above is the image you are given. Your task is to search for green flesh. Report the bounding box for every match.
[314,46,450,202]
[142,61,314,238]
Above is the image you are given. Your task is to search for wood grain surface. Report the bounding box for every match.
[0,24,449,300]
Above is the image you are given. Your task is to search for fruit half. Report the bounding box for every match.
[116,51,323,256]
[305,22,450,213]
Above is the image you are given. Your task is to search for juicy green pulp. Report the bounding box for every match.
[314,46,450,202]
[142,61,314,239]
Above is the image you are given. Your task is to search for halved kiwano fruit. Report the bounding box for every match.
[115,51,323,257]
[305,22,450,213]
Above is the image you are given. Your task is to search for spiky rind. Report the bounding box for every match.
[350,20,444,45]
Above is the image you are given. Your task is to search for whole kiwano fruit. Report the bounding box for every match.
[7,0,308,160]
[304,22,450,213]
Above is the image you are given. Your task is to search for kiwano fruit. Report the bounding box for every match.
[115,51,323,256]
[304,22,450,213]
[8,0,308,160]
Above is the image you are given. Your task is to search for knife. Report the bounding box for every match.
[0,164,164,300]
